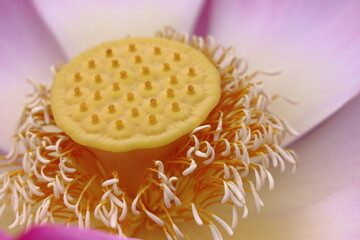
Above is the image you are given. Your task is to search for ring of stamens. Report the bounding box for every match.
[0,27,298,240]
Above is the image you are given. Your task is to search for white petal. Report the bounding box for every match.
[208,0,360,143]
[261,93,360,212]
[0,2,65,151]
[228,183,360,240]
[33,0,205,58]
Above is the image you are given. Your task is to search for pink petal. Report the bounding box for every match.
[0,1,65,151]
[230,182,360,239]
[16,225,138,240]
[208,0,360,142]
[0,229,11,240]
[32,0,205,58]
[260,93,360,213]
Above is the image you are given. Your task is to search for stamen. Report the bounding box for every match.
[102,179,119,187]
[191,203,203,226]
[212,214,233,236]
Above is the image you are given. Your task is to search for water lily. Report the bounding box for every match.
[0,0,359,239]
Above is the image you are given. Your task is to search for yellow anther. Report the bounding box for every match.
[108,104,116,113]
[74,72,82,82]
[131,108,139,117]
[74,87,81,96]
[91,114,99,124]
[127,92,134,101]
[148,114,157,124]
[94,91,101,100]
[170,76,178,85]
[88,60,96,69]
[129,43,136,52]
[115,120,123,130]
[150,98,157,107]
[142,66,150,75]
[163,63,170,71]
[188,67,196,76]
[135,55,142,63]
[79,102,87,112]
[106,48,113,57]
[144,81,152,89]
[120,71,128,79]
[172,102,180,112]
[112,82,120,91]
[187,85,195,94]
[112,60,119,68]
[167,88,175,98]
[154,47,161,55]
[95,74,102,83]
[173,52,181,61]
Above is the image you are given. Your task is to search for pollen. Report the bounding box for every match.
[50,37,221,152]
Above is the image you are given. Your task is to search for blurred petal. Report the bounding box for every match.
[260,93,360,213]
[175,182,360,239]
[0,1,65,151]
[227,182,360,240]
[193,0,213,36]
[0,229,11,240]
[208,0,360,142]
[16,225,136,240]
[32,0,205,58]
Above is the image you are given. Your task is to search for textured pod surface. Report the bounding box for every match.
[51,37,221,152]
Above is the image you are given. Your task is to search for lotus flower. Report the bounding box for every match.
[1,0,360,239]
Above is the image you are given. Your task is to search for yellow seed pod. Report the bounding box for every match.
[51,37,221,152]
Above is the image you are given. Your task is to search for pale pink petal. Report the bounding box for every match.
[0,229,11,240]
[32,0,205,58]
[227,183,360,240]
[0,1,65,151]
[179,183,360,239]
[16,225,137,240]
[208,0,360,142]
[260,93,360,213]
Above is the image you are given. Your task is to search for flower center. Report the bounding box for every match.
[50,37,221,196]
[51,37,221,152]
[0,28,298,240]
